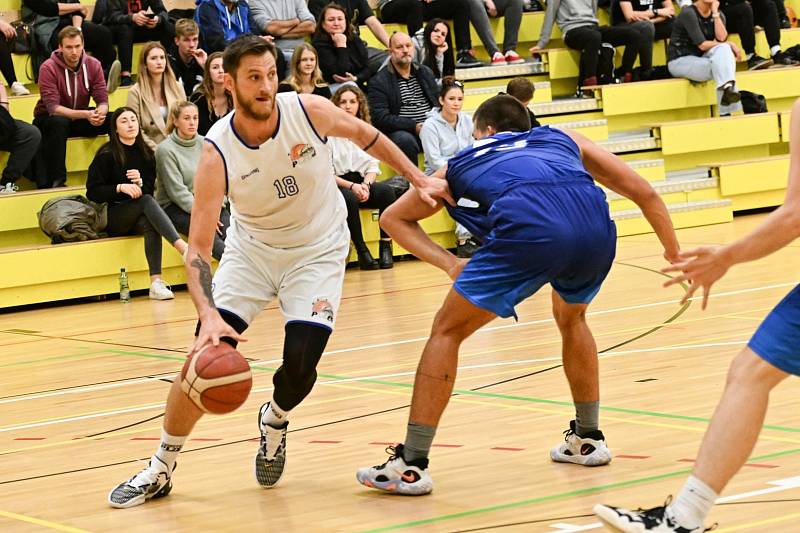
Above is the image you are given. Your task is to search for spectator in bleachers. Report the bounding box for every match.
[0,21,30,96]
[104,0,175,87]
[505,76,541,127]
[308,0,390,72]
[195,0,256,53]
[668,0,743,115]
[249,0,316,62]
[0,85,41,193]
[87,106,187,300]
[368,32,438,165]
[169,19,207,98]
[719,0,798,67]
[312,4,371,92]
[126,42,187,151]
[330,85,397,269]
[155,101,229,260]
[464,0,526,65]
[611,0,675,77]
[33,26,110,189]
[23,0,119,92]
[189,52,231,135]
[531,0,644,90]
[419,77,477,257]
[278,43,332,98]
[412,19,455,85]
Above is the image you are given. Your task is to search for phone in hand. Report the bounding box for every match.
[144,12,157,18]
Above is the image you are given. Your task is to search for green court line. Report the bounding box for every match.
[0,350,110,368]
[97,350,800,434]
[362,446,800,532]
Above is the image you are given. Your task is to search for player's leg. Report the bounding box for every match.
[356,288,496,494]
[594,286,800,532]
[254,222,350,488]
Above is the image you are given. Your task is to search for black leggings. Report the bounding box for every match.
[164,203,230,261]
[564,24,643,83]
[722,0,780,55]
[380,0,471,51]
[106,195,182,276]
[0,36,17,85]
[339,181,396,252]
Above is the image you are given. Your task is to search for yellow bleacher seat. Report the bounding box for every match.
[652,112,781,156]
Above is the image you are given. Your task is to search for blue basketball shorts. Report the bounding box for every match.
[748,283,800,376]
[453,184,617,319]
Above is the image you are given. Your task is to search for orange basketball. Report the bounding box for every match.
[180,344,253,414]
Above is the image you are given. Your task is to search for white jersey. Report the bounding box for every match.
[205,92,346,248]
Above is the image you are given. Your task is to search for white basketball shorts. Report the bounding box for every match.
[212,218,350,330]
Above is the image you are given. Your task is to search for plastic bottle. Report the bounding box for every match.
[119,268,131,303]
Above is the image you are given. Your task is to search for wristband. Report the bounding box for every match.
[349,182,354,190]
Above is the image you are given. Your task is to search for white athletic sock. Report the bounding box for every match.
[667,475,718,531]
[153,430,186,472]
[261,400,290,428]
[771,45,782,57]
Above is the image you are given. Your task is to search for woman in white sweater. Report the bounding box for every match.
[155,101,229,260]
[330,85,398,270]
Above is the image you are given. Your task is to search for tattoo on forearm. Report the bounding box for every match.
[191,256,215,307]
[362,131,380,152]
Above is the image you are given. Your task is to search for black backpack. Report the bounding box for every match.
[740,91,768,114]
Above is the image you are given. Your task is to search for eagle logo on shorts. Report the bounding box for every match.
[289,143,316,168]
[311,298,334,323]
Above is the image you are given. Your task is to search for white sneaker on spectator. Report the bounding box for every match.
[0,183,19,193]
[10,82,29,96]
[149,279,174,300]
[107,60,122,94]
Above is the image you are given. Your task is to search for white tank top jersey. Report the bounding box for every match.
[204,92,346,248]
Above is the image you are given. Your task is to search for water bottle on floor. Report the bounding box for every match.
[119,268,130,303]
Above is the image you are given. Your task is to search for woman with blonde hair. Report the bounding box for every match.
[155,100,229,260]
[126,42,187,150]
[330,85,397,269]
[189,51,232,135]
[278,43,331,98]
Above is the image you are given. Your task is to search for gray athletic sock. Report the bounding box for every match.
[575,401,600,437]
[403,422,437,462]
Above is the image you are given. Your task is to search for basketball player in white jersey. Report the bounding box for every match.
[108,35,451,508]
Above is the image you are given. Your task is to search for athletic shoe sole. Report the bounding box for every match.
[254,403,287,488]
[107,479,172,509]
[592,504,640,533]
[550,448,612,466]
[355,470,432,495]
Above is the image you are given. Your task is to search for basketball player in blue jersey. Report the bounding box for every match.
[356,94,681,495]
[107,35,451,509]
[593,99,800,533]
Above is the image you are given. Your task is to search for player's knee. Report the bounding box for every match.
[726,348,787,390]
[430,307,471,343]
[273,322,330,406]
[552,303,587,330]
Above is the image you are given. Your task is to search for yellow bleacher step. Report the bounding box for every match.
[612,199,733,236]
[547,118,608,141]
[652,112,781,156]
[597,129,658,154]
[463,81,551,110]
[456,60,545,81]
[737,67,800,106]
[0,186,86,235]
[598,78,716,117]
[606,171,718,211]
[710,155,789,211]
[626,158,666,182]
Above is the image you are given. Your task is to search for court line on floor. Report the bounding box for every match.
[361,447,800,532]
[0,509,91,533]
[714,511,800,532]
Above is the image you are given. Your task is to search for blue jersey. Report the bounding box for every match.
[445,126,603,240]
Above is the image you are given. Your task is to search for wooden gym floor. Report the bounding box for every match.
[1,212,799,533]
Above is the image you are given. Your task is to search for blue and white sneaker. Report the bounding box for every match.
[356,444,433,495]
[255,402,288,488]
[551,420,612,466]
[108,456,173,508]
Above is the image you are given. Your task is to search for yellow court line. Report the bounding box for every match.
[715,511,800,532]
[0,509,92,533]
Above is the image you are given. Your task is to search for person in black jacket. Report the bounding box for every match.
[367,32,438,165]
[103,0,175,86]
[0,84,41,193]
[311,3,371,92]
[86,107,187,300]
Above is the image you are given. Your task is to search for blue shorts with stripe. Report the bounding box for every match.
[452,184,617,319]
[748,283,800,376]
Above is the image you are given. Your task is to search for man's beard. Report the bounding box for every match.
[234,85,274,121]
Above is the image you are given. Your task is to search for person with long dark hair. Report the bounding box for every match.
[412,19,455,85]
[330,85,397,269]
[86,107,188,300]
[312,3,371,92]
[189,51,232,135]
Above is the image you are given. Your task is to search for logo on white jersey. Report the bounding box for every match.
[289,143,316,168]
[240,167,260,180]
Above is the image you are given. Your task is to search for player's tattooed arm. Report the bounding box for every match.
[191,255,216,308]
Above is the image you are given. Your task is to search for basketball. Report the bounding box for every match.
[180,344,253,414]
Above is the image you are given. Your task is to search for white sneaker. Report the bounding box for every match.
[108,457,173,509]
[356,443,433,495]
[148,279,174,300]
[594,498,713,532]
[255,402,288,488]
[550,420,612,466]
[107,60,122,94]
[0,183,19,193]
[10,82,29,96]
